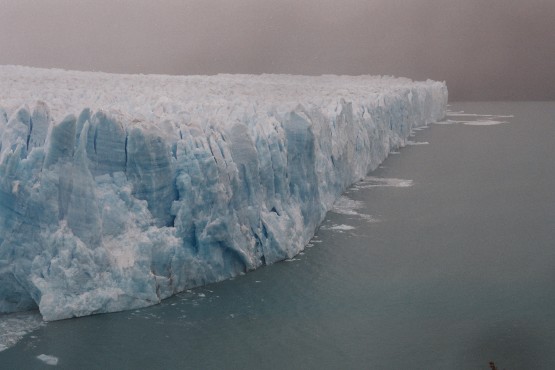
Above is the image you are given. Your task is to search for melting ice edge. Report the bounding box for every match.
[0,66,447,321]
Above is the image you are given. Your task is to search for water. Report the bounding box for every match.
[1,102,554,369]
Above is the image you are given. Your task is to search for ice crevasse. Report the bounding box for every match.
[0,66,447,321]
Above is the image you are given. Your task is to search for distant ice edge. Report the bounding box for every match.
[0,67,447,321]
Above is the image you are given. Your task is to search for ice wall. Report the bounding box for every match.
[0,66,447,320]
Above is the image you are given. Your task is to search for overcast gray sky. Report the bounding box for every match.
[1,0,554,101]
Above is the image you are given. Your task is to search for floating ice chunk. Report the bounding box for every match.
[332,196,365,216]
[406,140,429,146]
[37,354,59,366]
[331,196,379,222]
[461,120,507,126]
[323,224,356,231]
[411,126,428,131]
[354,177,414,189]
[446,112,513,118]
[433,120,457,125]
[443,111,512,126]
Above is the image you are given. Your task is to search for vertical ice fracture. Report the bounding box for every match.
[0,66,447,320]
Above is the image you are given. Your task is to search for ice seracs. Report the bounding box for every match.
[0,66,447,320]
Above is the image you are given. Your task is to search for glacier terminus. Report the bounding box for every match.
[0,66,447,321]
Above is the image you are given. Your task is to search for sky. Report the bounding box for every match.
[1,0,554,101]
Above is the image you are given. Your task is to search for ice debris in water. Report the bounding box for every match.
[0,310,44,351]
[331,195,379,222]
[37,354,59,366]
[321,224,357,231]
[353,176,414,189]
[437,111,512,125]
[0,66,447,320]
[406,140,429,145]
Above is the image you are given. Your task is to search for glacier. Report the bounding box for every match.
[0,66,447,321]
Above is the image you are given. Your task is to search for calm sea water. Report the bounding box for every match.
[1,102,554,369]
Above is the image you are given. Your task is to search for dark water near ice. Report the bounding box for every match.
[1,102,554,369]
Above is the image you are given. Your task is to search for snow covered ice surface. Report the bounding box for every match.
[0,66,447,321]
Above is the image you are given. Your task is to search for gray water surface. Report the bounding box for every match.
[1,102,554,369]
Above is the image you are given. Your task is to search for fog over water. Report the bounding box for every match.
[1,0,554,101]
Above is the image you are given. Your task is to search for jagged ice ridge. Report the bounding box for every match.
[0,66,447,320]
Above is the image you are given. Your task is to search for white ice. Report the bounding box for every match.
[331,196,378,222]
[0,311,44,351]
[461,120,507,126]
[406,140,429,145]
[0,66,447,320]
[439,110,512,126]
[326,224,356,231]
[353,176,414,189]
[37,354,59,366]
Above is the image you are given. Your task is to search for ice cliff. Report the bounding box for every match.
[0,66,447,321]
